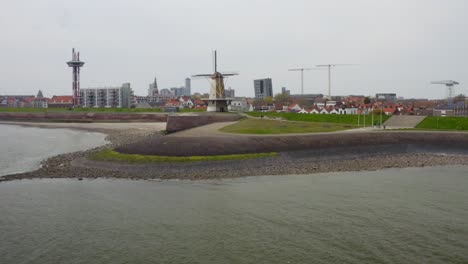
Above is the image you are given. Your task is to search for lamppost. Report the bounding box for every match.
[357,110,360,127]
[380,103,383,128]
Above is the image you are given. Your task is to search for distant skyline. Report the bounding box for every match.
[1,0,467,99]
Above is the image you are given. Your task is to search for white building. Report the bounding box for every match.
[225,87,235,98]
[81,83,133,108]
[228,97,249,112]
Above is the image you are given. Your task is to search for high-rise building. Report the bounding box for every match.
[120,83,133,108]
[160,88,173,97]
[281,87,290,96]
[225,87,235,98]
[148,77,159,96]
[170,84,191,97]
[254,78,273,98]
[185,78,191,96]
[376,93,397,103]
[81,83,134,108]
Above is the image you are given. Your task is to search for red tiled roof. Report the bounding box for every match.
[194,99,206,105]
[288,103,301,108]
[23,97,36,103]
[49,96,73,103]
[165,99,181,106]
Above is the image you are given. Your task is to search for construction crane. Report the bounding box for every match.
[431,80,460,105]
[288,68,318,95]
[316,64,352,98]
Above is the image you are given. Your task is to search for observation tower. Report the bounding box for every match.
[67,48,85,107]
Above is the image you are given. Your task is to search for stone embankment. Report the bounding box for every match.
[117,131,468,156]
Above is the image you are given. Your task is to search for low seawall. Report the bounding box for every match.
[0,112,167,122]
[166,114,242,133]
[117,131,468,156]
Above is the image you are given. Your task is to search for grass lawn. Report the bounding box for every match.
[220,118,356,134]
[247,112,389,125]
[89,149,278,163]
[416,116,468,131]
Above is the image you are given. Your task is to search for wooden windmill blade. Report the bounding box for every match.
[192,74,213,78]
[220,71,239,76]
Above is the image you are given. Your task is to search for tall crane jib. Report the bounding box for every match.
[431,80,460,105]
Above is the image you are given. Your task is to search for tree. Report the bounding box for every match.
[264,96,273,105]
[273,93,290,106]
[252,98,266,107]
[372,108,383,115]
[364,97,371,104]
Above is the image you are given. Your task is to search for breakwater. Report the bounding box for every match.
[117,131,468,156]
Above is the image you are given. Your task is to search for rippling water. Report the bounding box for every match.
[0,124,108,176]
[1,167,467,263]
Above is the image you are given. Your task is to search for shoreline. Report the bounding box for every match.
[1,121,468,182]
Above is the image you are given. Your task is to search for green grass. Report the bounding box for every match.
[416,116,468,131]
[89,149,278,163]
[179,108,206,113]
[247,112,389,125]
[220,118,356,134]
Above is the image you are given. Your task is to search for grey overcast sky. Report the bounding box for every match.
[1,0,467,98]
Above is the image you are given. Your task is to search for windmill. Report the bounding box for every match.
[192,51,239,112]
[431,80,459,105]
[316,64,353,98]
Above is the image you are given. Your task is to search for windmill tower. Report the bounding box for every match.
[192,51,238,112]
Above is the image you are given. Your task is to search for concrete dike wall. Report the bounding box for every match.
[166,114,242,133]
[0,112,167,122]
[117,131,468,156]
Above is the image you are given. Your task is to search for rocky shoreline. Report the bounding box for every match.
[1,123,468,182]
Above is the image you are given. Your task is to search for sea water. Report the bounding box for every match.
[1,166,467,264]
[0,124,107,176]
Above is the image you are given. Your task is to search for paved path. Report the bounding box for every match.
[384,115,426,128]
[170,121,386,138]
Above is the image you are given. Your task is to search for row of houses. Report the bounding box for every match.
[2,90,438,117]
[254,101,416,116]
[0,93,75,108]
[135,96,252,112]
